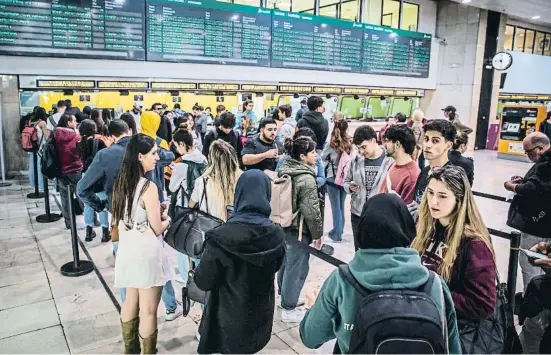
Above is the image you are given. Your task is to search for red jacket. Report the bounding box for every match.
[54,128,83,174]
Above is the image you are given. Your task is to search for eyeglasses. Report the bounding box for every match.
[525,146,542,155]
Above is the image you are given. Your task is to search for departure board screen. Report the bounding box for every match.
[0,0,145,60]
[362,25,431,78]
[146,0,272,67]
[271,11,363,72]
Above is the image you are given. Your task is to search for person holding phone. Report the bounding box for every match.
[530,242,551,275]
[343,125,393,251]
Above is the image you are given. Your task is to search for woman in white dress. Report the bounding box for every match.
[112,134,173,354]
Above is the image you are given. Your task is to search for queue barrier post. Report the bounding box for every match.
[60,184,94,277]
[26,151,44,199]
[507,231,521,307]
[36,175,62,223]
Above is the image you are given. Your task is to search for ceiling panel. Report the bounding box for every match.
[449,0,551,27]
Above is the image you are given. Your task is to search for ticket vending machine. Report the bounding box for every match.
[497,105,547,161]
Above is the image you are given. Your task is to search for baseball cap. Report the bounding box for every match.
[442,105,456,113]
[133,103,142,109]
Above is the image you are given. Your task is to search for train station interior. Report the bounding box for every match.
[1,0,551,353]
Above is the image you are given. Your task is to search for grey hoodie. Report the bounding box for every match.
[343,150,394,216]
[279,117,297,142]
[169,149,208,207]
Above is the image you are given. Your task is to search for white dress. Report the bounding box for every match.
[114,178,174,288]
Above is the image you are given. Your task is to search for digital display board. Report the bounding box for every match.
[271,11,363,72]
[147,0,272,67]
[0,0,146,60]
[362,25,431,78]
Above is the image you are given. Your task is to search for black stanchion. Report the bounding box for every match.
[507,231,521,308]
[36,175,62,223]
[27,151,45,199]
[60,184,94,277]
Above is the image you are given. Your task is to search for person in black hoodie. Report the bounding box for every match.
[202,111,242,158]
[297,96,329,151]
[194,170,286,354]
[448,132,474,186]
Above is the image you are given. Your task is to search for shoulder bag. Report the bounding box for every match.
[164,178,224,259]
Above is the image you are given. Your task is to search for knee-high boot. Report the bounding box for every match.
[140,329,158,354]
[120,317,140,354]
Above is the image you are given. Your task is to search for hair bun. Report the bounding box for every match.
[283,137,294,154]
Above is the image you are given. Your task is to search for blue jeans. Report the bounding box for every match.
[113,242,178,312]
[177,252,201,284]
[28,152,44,192]
[84,191,109,228]
[277,231,311,310]
[326,179,346,241]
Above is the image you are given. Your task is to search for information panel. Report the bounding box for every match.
[362,25,431,78]
[0,0,146,60]
[271,11,363,72]
[147,0,272,67]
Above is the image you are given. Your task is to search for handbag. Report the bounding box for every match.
[182,260,208,316]
[164,178,223,259]
[457,268,518,354]
[506,196,526,231]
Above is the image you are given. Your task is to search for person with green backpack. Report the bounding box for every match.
[168,128,208,284]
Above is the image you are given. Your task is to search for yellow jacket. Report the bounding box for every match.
[140,111,169,150]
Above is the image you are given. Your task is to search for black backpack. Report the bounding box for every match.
[339,265,448,354]
[40,136,60,180]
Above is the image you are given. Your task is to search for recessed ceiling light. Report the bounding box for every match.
[532,15,541,19]
[462,0,472,3]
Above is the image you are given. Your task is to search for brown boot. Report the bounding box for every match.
[140,329,158,354]
[120,317,140,354]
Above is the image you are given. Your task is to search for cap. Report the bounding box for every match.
[133,103,142,109]
[442,105,456,113]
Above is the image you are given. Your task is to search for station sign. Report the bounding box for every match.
[36,80,95,89]
[312,86,342,94]
[240,84,279,92]
[394,89,418,96]
[500,94,551,100]
[97,81,149,89]
[342,87,370,95]
[198,83,240,91]
[278,85,312,93]
[151,82,197,90]
[371,89,395,96]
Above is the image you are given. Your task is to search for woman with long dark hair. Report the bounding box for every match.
[27,107,48,192]
[322,119,353,242]
[113,134,173,354]
[91,109,111,144]
[120,112,138,136]
[78,119,110,242]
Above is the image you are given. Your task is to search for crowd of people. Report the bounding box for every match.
[21,96,551,354]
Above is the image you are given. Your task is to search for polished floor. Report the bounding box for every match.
[0,150,532,354]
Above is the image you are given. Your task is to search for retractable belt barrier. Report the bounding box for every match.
[36,175,62,223]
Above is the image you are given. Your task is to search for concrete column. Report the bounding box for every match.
[425,1,486,150]
[0,75,26,174]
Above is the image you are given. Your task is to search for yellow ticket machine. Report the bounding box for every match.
[498,105,547,161]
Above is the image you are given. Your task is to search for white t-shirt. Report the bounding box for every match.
[190,177,226,221]
[46,112,63,131]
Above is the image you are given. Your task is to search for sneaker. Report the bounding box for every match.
[165,305,183,321]
[281,308,306,323]
[278,298,306,308]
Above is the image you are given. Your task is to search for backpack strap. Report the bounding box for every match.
[92,138,99,156]
[419,270,436,294]
[338,265,371,297]
[48,115,57,129]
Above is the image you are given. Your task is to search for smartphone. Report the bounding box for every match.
[519,248,549,261]
[350,181,360,188]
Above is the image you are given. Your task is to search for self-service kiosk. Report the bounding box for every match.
[497,105,547,161]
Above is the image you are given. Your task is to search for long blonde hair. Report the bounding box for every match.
[204,139,241,220]
[411,166,495,282]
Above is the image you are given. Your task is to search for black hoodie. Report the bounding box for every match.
[297,110,329,150]
[194,223,285,354]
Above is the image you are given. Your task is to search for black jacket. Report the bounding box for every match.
[507,149,551,238]
[202,127,242,158]
[156,115,173,144]
[194,222,285,354]
[448,150,474,186]
[297,111,329,150]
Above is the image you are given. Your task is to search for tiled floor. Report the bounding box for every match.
[0,150,532,353]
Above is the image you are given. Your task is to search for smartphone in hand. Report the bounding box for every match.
[520,248,549,261]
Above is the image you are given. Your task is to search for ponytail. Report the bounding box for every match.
[285,136,316,161]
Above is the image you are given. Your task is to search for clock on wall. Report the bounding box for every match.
[492,52,513,70]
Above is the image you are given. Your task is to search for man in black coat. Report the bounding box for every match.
[297,96,329,151]
[194,170,285,354]
[202,112,242,158]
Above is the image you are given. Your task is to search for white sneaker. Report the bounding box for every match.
[165,305,183,321]
[281,308,306,323]
[277,298,306,308]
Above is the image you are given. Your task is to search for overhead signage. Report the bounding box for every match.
[198,83,240,91]
[36,80,95,89]
[241,84,279,92]
[500,94,551,100]
[394,90,418,96]
[371,89,395,96]
[151,82,197,90]
[342,87,370,95]
[97,81,149,89]
[279,85,312,93]
[313,86,342,94]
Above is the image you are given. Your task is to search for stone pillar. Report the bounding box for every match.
[0,75,27,174]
